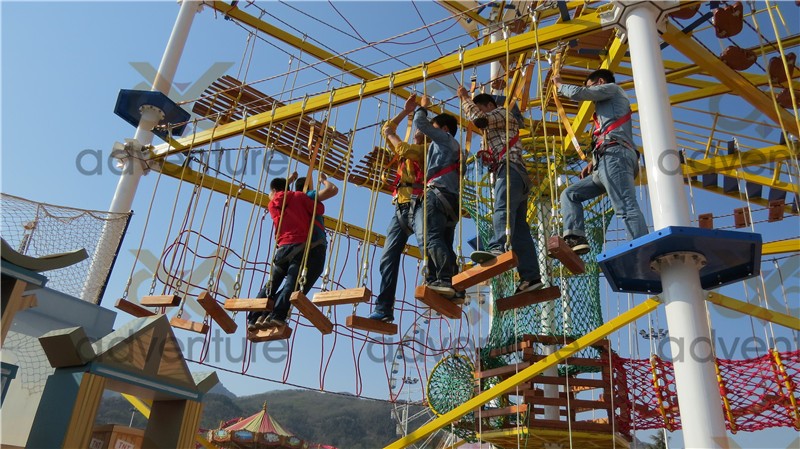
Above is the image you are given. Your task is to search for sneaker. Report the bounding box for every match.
[268,316,287,327]
[564,235,590,255]
[515,278,544,294]
[255,314,271,330]
[427,280,456,298]
[247,321,258,332]
[470,249,503,264]
[367,311,394,323]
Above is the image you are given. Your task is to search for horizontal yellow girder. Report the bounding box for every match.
[437,0,489,28]
[661,21,800,137]
[706,292,800,331]
[384,297,661,448]
[682,144,798,177]
[763,238,800,255]
[154,8,608,158]
[158,161,423,259]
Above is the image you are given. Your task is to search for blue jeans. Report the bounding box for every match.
[561,145,648,240]
[487,165,540,282]
[414,189,458,285]
[248,242,326,323]
[375,202,415,316]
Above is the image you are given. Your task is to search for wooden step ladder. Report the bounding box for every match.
[414,285,462,319]
[452,251,518,291]
[547,236,586,275]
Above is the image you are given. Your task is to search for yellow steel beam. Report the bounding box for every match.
[763,238,800,255]
[683,178,797,215]
[661,22,800,137]
[384,297,662,448]
[437,0,489,28]
[155,8,608,157]
[158,161,423,259]
[682,144,798,177]
[706,292,800,331]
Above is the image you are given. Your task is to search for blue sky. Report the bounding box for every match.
[2,1,798,447]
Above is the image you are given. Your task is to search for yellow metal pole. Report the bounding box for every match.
[384,297,662,448]
[705,292,800,331]
[763,238,800,255]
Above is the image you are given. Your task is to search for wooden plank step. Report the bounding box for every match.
[768,199,785,222]
[525,395,612,411]
[475,361,531,379]
[523,349,610,367]
[414,285,462,319]
[496,286,561,312]
[475,404,528,418]
[487,339,534,357]
[170,316,209,334]
[519,334,610,349]
[312,287,371,307]
[346,315,398,335]
[547,236,585,274]
[290,291,333,334]
[531,375,608,389]
[248,325,292,342]
[140,295,181,307]
[527,418,613,433]
[452,251,518,291]
[197,291,238,334]
[223,297,273,312]
[115,298,156,318]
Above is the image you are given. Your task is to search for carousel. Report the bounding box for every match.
[207,402,336,449]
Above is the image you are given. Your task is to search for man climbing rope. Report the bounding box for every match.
[412,94,463,300]
[248,173,334,330]
[553,69,648,254]
[458,87,543,294]
[369,95,426,323]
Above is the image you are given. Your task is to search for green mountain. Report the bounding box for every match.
[95,388,411,448]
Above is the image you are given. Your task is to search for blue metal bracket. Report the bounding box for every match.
[114,90,191,141]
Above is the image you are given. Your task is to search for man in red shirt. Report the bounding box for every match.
[249,176,322,330]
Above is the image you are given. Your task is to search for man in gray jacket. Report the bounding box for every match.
[554,69,648,254]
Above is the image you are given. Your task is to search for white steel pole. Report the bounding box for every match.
[623,2,728,448]
[82,0,201,302]
[109,0,201,214]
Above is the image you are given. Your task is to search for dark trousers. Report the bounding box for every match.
[414,189,459,285]
[375,202,415,317]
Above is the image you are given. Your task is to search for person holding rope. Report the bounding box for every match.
[412,94,464,300]
[553,69,648,254]
[248,173,332,330]
[369,95,426,323]
[458,86,543,294]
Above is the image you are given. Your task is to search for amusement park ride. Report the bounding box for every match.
[2,0,798,448]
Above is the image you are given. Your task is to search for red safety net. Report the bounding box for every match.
[613,350,800,433]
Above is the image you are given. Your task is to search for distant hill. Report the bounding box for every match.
[95,387,423,448]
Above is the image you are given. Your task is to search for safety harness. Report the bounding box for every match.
[592,110,636,156]
[477,134,520,173]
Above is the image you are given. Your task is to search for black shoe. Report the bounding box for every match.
[427,280,456,298]
[515,278,544,294]
[268,315,287,327]
[470,249,503,264]
[367,311,394,323]
[564,235,590,255]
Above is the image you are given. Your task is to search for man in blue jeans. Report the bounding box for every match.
[554,69,648,254]
[458,87,542,295]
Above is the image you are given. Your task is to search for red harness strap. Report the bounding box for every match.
[592,110,633,150]
[426,162,460,185]
[390,160,424,197]
[478,134,520,171]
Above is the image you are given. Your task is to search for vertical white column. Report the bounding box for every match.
[624,3,728,448]
[83,0,201,302]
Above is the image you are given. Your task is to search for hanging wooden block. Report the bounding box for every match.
[115,298,156,318]
[769,53,796,85]
[452,250,518,291]
[248,325,292,342]
[223,297,273,311]
[495,286,561,312]
[197,291,238,334]
[414,285,461,319]
[669,3,701,20]
[720,46,757,71]
[289,291,333,335]
[345,315,397,335]
[733,207,751,228]
[170,316,209,334]
[698,213,714,229]
[777,88,798,109]
[547,236,586,275]
[140,294,181,307]
[768,200,785,222]
[713,2,744,38]
[312,287,371,307]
